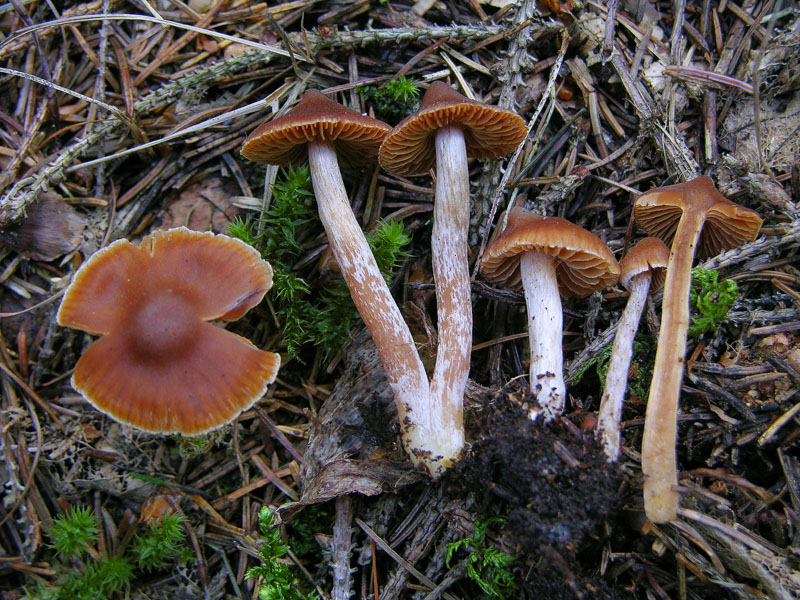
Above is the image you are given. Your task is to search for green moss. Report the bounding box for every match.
[286,504,333,560]
[356,76,420,124]
[228,166,412,362]
[130,513,189,571]
[48,506,98,561]
[446,516,517,600]
[689,268,738,336]
[27,506,188,600]
[245,507,319,600]
[571,335,655,401]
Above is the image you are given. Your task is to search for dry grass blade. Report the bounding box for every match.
[0,13,295,60]
[0,66,127,120]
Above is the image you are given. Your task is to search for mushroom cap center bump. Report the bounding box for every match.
[56,227,281,435]
[126,288,199,361]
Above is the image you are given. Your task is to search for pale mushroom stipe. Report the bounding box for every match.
[241,89,458,477]
[633,176,762,523]
[481,207,619,420]
[596,237,669,462]
[380,81,526,456]
[57,228,280,435]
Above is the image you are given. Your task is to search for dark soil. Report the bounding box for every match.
[453,384,624,598]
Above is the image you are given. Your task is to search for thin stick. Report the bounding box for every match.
[355,518,459,600]
[473,30,569,279]
[0,13,293,60]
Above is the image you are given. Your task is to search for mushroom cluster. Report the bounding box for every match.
[476,176,761,524]
[236,90,765,525]
[58,228,280,435]
[241,85,526,476]
[56,83,764,524]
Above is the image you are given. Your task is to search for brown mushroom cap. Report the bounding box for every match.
[241,89,392,168]
[481,207,620,297]
[379,81,527,176]
[619,237,670,290]
[633,176,762,258]
[57,228,280,435]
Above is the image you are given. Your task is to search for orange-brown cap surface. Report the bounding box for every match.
[379,81,527,176]
[241,90,391,168]
[619,237,670,290]
[481,207,620,297]
[633,176,762,258]
[57,228,280,435]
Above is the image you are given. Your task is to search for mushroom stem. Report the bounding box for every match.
[597,272,651,461]
[429,125,469,452]
[641,209,704,522]
[307,140,459,476]
[520,249,565,420]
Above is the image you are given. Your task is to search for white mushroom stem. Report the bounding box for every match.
[307,139,461,477]
[520,250,565,421]
[642,208,706,523]
[597,272,651,462]
[429,125,469,453]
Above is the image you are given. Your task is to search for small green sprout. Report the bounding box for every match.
[689,268,738,336]
[384,76,421,105]
[446,516,517,600]
[28,505,189,600]
[48,506,98,560]
[130,513,189,571]
[61,557,133,599]
[356,76,420,124]
[245,507,318,600]
[369,219,413,276]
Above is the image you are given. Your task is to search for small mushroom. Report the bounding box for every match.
[633,175,762,523]
[380,82,526,437]
[481,207,619,420]
[242,90,458,476]
[596,237,669,462]
[57,228,280,435]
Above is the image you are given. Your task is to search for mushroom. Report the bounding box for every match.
[596,237,669,462]
[633,175,762,523]
[241,90,458,476]
[480,207,619,420]
[379,82,526,437]
[57,227,280,435]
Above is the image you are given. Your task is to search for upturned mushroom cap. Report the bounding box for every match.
[633,176,762,257]
[241,89,392,168]
[619,237,670,290]
[481,207,620,296]
[379,81,527,176]
[57,228,280,435]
